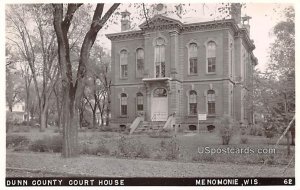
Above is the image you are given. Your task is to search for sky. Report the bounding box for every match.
[95,3,293,72]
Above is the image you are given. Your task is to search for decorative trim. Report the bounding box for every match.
[185,39,200,48]
[106,30,144,41]
[119,48,130,54]
[152,33,168,46]
[106,18,254,51]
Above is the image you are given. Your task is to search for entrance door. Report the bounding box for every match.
[151,88,168,121]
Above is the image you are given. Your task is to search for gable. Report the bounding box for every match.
[139,14,182,30]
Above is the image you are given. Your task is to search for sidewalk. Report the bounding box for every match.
[6,152,294,177]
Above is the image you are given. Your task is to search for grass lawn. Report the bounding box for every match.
[6,126,295,167]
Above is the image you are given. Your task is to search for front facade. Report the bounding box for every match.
[106,4,258,131]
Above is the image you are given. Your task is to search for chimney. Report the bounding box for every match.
[230,3,242,24]
[242,15,252,35]
[121,10,131,31]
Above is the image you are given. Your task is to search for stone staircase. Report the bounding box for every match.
[132,121,165,134]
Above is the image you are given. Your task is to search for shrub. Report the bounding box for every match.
[214,115,237,145]
[99,126,113,132]
[165,138,180,160]
[160,140,166,148]
[249,125,264,136]
[12,125,31,133]
[29,135,62,153]
[264,128,275,138]
[6,135,30,148]
[80,142,110,156]
[240,136,249,144]
[96,142,110,155]
[117,136,150,158]
[54,129,62,133]
[148,130,172,138]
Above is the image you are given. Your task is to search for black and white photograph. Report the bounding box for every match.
[4,2,296,187]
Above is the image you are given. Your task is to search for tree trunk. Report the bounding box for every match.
[62,90,79,157]
[286,132,291,156]
[290,127,295,145]
[106,89,111,126]
[79,109,84,128]
[92,109,97,128]
[40,109,47,132]
[56,101,62,129]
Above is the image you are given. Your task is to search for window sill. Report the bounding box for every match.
[119,115,128,118]
[187,73,198,76]
[120,77,128,80]
[207,114,216,118]
[187,115,197,117]
[206,72,216,75]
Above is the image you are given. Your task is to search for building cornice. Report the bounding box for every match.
[105,30,144,41]
[106,16,255,52]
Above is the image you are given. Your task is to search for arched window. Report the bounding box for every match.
[207,41,216,73]
[136,48,144,78]
[189,90,197,115]
[189,43,198,74]
[136,92,143,111]
[120,93,127,115]
[207,90,215,114]
[120,50,128,78]
[154,38,165,78]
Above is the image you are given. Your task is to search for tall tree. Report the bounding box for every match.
[6,4,59,130]
[250,7,294,154]
[52,4,120,157]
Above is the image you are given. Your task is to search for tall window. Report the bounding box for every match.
[136,92,143,111]
[207,90,215,114]
[189,43,198,74]
[207,41,216,73]
[189,90,197,115]
[136,48,144,77]
[155,38,165,78]
[120,93,127,115]
[120,50,128,78]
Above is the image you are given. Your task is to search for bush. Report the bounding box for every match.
[116,136,150,158]
[12,125,31,133]
[165,138,180,160]
[264,128,275,138]
[80,141,110,156]
[29,135,62,153]
[148,131,172,138]
[249,125,264,136]
[6,135,30,148]
[99,126,113,132]
[240,136,249,144]
[214,115,237,145]
[54,129,62,133]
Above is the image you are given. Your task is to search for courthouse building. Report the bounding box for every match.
[106,4,258,131]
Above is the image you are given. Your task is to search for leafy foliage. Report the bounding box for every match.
[29,135,63,152]
[6,135,30,148]
[116,136,150,158]
[249,7,294,135]
[214,115,238,145]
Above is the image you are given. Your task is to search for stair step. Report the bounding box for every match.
[131,121,167,134]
